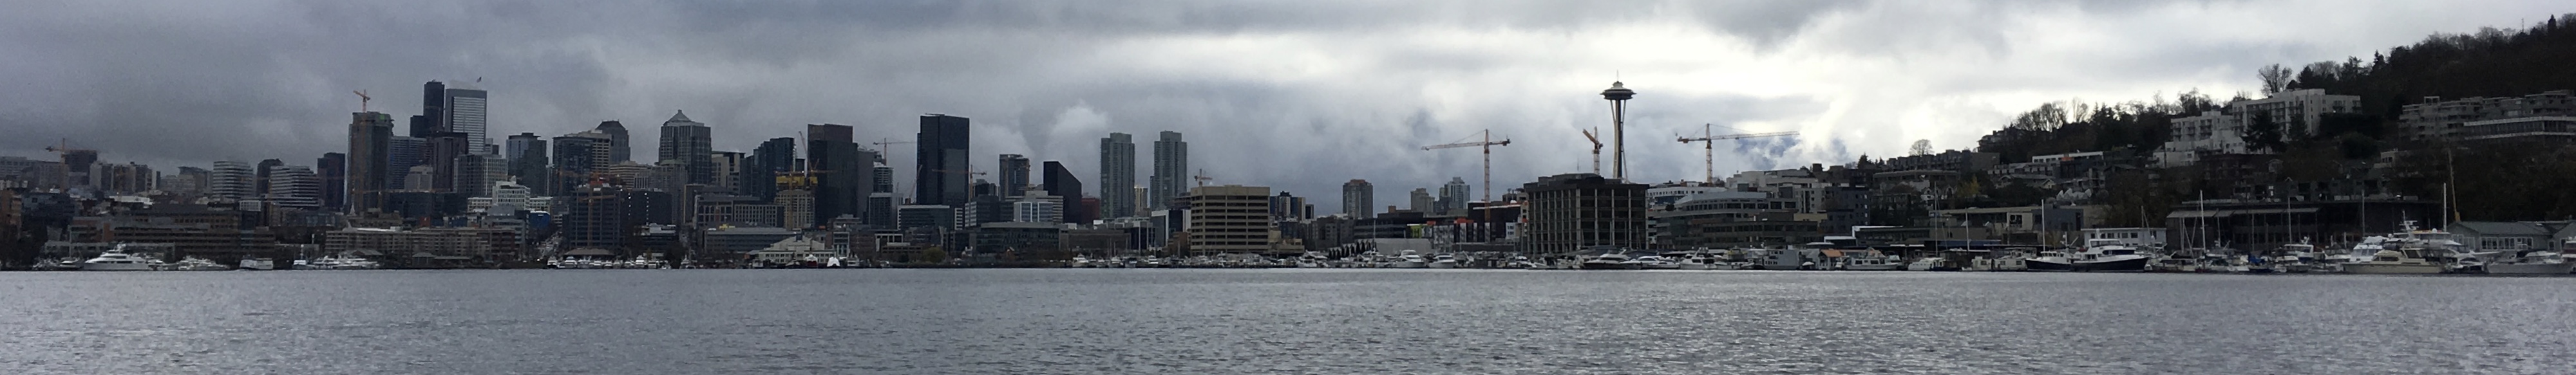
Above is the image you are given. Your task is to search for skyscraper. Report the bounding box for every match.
[810,134,875,228]
[455,154,505,197]
[1341,179,1374,217]
[1098,133,1135,218]
[265,165,320,209]
[1042,161,1085,224]
[872,164,894,194]
[657,111,714,185]
[550,134,605,195]
[415,81,490,152]
[1440,177,1472,215]
[507,133,549,192]
[425,131,469,192]
[254,159,283,197]
[742,137,795,201]
[319,152,346,211]
[1409,188,1433,214]
[595,121,630,163]
[1150,131,1188,211]
[347,111,393,214]
[998,154,1030,197]
[915,114,971,206]
[386,136,424,191]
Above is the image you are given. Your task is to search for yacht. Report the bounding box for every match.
[1676,253,1736,270]
[80,246,157,271]
[1388,251,1429,269]
[167,257,231,271]
[2339,236,2442,274]
[2028,239,2150,271]
[1427,253,1461,269]
[237,258,276,270]
[1841,252,1904,271]
[1620,255,1680,270]
[1579,250,1633,270]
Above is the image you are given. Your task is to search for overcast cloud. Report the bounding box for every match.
[1,0,2564,214]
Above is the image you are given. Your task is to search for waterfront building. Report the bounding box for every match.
[701,226,802,257]
[1519,173,1647,255]
[1011,193,1065,223]
[1099,133,1136,217]
[1341,179,1373,216]
[972,221,1061,254]
[1148,131,1187,210]
[915,114,972,206]
[1179,185,1278,255]
[897,205,956,232]
[657,111,714,185]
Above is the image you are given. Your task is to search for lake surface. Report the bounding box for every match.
[3,270,2571,374]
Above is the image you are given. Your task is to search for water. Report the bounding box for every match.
[3,270,2571,374]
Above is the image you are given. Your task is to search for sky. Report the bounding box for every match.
[1,1,2566,215]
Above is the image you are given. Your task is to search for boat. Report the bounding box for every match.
[167,257,231,271]
[2027,239,2150,272]
[1841,252,1904,271]
[237,258,276,270]
[2479,251,2575,275]
[1427,253,1461,269]
[2025,250,2074,271]
[1578,250,1632,270]
[1388,251,1429,269]
[1904,257,1947,271]
[1618,255,1680,270]
[2338,236,2441,274]
[79,246,158,271]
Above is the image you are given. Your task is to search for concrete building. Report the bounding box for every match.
[1010,193,1064,223]
[1519,173,1647,255]
[1341,179,1373,216]
[263,165,321,210]
[1408,188,1434,214]
[325,226,516,259]
[699,226,802,256]
[2157,89,2362,167]
[898,205,956,231]
[1099,133,1136,218]
[208,161,254,200]
[2399,90,2575,140]
[776,189,814,229]
[971,221,1062,253]
[1179,185,1277,255]
[1149,131,1187,210]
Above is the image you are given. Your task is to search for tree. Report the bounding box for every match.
[2258,64,2295,95]
[919,246,948,264]
[2242,114,2285,152]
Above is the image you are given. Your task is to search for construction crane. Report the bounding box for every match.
[352,91,371,112]
[1193,169,1214,187]
[1579,127,1603,174]
[1423,129,1511,226]
[1676,123,1796,185]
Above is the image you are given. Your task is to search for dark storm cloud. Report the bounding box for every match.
[0,0,2564,214]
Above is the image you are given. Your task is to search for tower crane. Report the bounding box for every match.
[352,91,371,112]
[1423,129,1511,228]
[1676,123,1796,185]
[1193,169,1213,187]
[1579,127,1603,174]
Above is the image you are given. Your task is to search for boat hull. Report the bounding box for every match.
[2342,262,2444,274]
[80,262,155,271]
[1578,261,1627,270]
[2026,259,2074,271]
[2074,257,2151,272]
[1428,261,1459,269]
[2484,262,2575,275]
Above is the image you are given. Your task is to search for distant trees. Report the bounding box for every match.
[2259,64,2296,95]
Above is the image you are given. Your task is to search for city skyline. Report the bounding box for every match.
[1,1,2568,215]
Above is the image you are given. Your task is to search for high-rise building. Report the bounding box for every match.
[346,111,394,214]
[810,136,875,228]
[1098,133,1135,218]
[1180,185,1276,255]
[998,154,1030,197]
[1410,188,1434,214]
[318,152,346,210]
[386,136,424,191]
[594,121,630,163]
[776,189,814,229]
[415,81,490,152]
[872,164,894,194]
[1270,192,1309,221]
[454,154,506,197]
[742,137,795,201]
[1519,173,1647,255]
[551,133,606,195]
[1149,131,1188,211]
[254,159,283,197]
[914,114,971,207]
[1341,179,1374,217]
[710,151,743,192]
[209,161,254,200]
[1439,177,1471,215]
[425,131,469,192]
[1042,161,1086,224]
[506,133,549,192]
[265,165,320,209]
[656,111,714,185]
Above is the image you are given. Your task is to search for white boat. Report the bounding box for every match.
[80,246,157,271]
[2480,251,2575,275]
[1388,250,1429,269]
[237,258,276,270]
[167,257,231,271]
[1842,252,1904,271]
[1676,253,1726,270]
[1578,251,1632,270]
[1904,257,1946,271]
[1427,253,1461,269]
[2029,239,2150,272]
[1620,255,1680,270]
